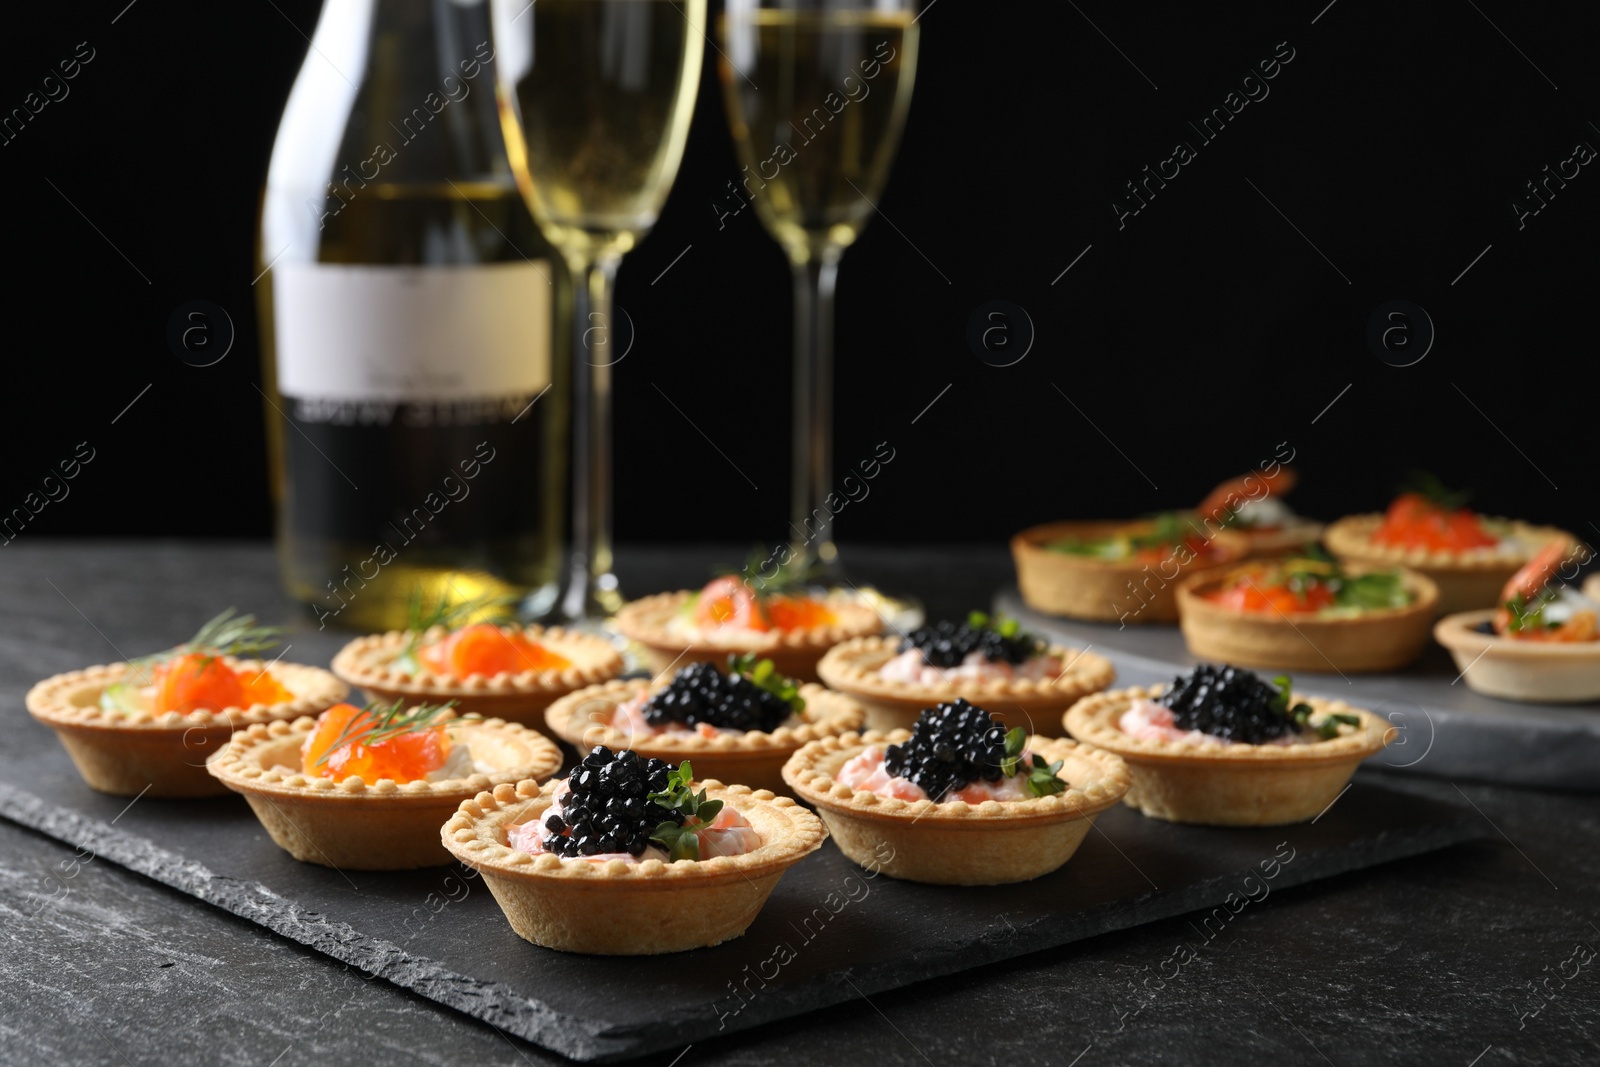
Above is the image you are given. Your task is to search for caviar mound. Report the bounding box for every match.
[542,747,677,858]
[900,618,1041,668]
[1159,665,1296,745]
[883,699,1009,800]
[643,660,794,734]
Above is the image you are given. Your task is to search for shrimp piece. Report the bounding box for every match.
[1196,467,1297,524]
[1494,539,1574,635]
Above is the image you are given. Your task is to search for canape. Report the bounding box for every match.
[544,656,864,793]
[1435,539,1600,702]
[817,612,1114,734]
[1012,514,1250,623]
[207,700,562,869]
[1325,486,1571,614]
[331,608,623,734]
[782,699,1131,885]
[25,610,346,797]
[1193,467,1323,557]
[612,576,882,681]
[1177,557,1438,672]
[1064,665,1391,826]
[442,751,826,954]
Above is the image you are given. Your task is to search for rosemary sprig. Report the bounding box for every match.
[310,698,459,767]
[647,761,724,862]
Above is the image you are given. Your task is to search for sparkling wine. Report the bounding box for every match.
[720,10,919,260]
[258,0,567,631]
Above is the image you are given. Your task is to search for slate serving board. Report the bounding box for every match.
[0,717,1480,1063]
[995,587,1600,792]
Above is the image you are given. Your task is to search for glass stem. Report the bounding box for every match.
[789,249,843,583]
[561,252,623,621]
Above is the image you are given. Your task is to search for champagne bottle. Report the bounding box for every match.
[257,0,566,631]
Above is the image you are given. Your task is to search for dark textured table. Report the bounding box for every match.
[2,542,1597,1066]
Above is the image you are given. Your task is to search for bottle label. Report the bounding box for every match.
[274,261,552,425]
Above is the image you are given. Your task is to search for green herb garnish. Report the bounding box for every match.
[998,726,1067,798]
[1049,511,1195,560]
[310,698,459,767]
[727,654,806,713]
[1401,471,1473,511]
[647,761,724,862]
[1271,675,1355,740]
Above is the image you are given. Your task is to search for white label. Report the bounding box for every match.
[275,261,552,402]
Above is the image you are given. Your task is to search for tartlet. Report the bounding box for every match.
[817,622,1114,735]
[1176,559,1439,672]
[1324,491,1571,615]
[544,666,863,794]
[26,610,347,798]
[331,623,623,733]
[1065,673,1391,826]
[1433,539,1600,702]
[1012,518,1249,624]
[441,776,826,954]
[612,579,882,681]
[1193,467,1323,557]
[207,707,562,869]
[783,726,1129,886]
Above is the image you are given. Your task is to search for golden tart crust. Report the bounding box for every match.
[1064,686,1391,827]
[815,635,1115,735]
[612,590,883,681]
[1011,520,1251,624]
[781,730,1131,885]
[1433,611,1600,703]
[543,679,863,794]
[25,660,347,798]
[207,712,562,870]
[330,625,624,733]
[1324,514,1572,615]
[1175,564,1439,673]
[441,779,827,955]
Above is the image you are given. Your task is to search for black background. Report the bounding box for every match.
[2,1,1596,549]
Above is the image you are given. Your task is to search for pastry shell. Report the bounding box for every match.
[441,779,827,954]
[207,713,562,870]
[781,731,1131,885]
[1064,686,1392,826]
[1324,515,1572,615]
[612,591,883,682]
[1011,520,1250,624]
[816,635,1115,735]
[1433,611,1600,703]
[543,679,864,793]
[1176,564,1439,673]
[25,660,347,798]
[331,625,624,736]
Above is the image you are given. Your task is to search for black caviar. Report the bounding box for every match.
[883,699,1009,801]
[642,660,794,733]
[541,746,677,858]
[1159,664,1297,744]
[901,615,1043,668]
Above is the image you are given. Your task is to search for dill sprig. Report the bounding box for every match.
[184,608,284,657]
[310,698,459,767]
[395,588,519,664]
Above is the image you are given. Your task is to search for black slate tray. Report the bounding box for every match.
[0,716,1481,1063]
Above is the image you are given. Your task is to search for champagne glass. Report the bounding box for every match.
[493,0,707,620]
[718,0,920,586]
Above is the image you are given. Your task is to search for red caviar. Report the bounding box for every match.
[417,624,571,677]
[152,652,291,714]
[301,702,450,784]
[1372,493,1498,552]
